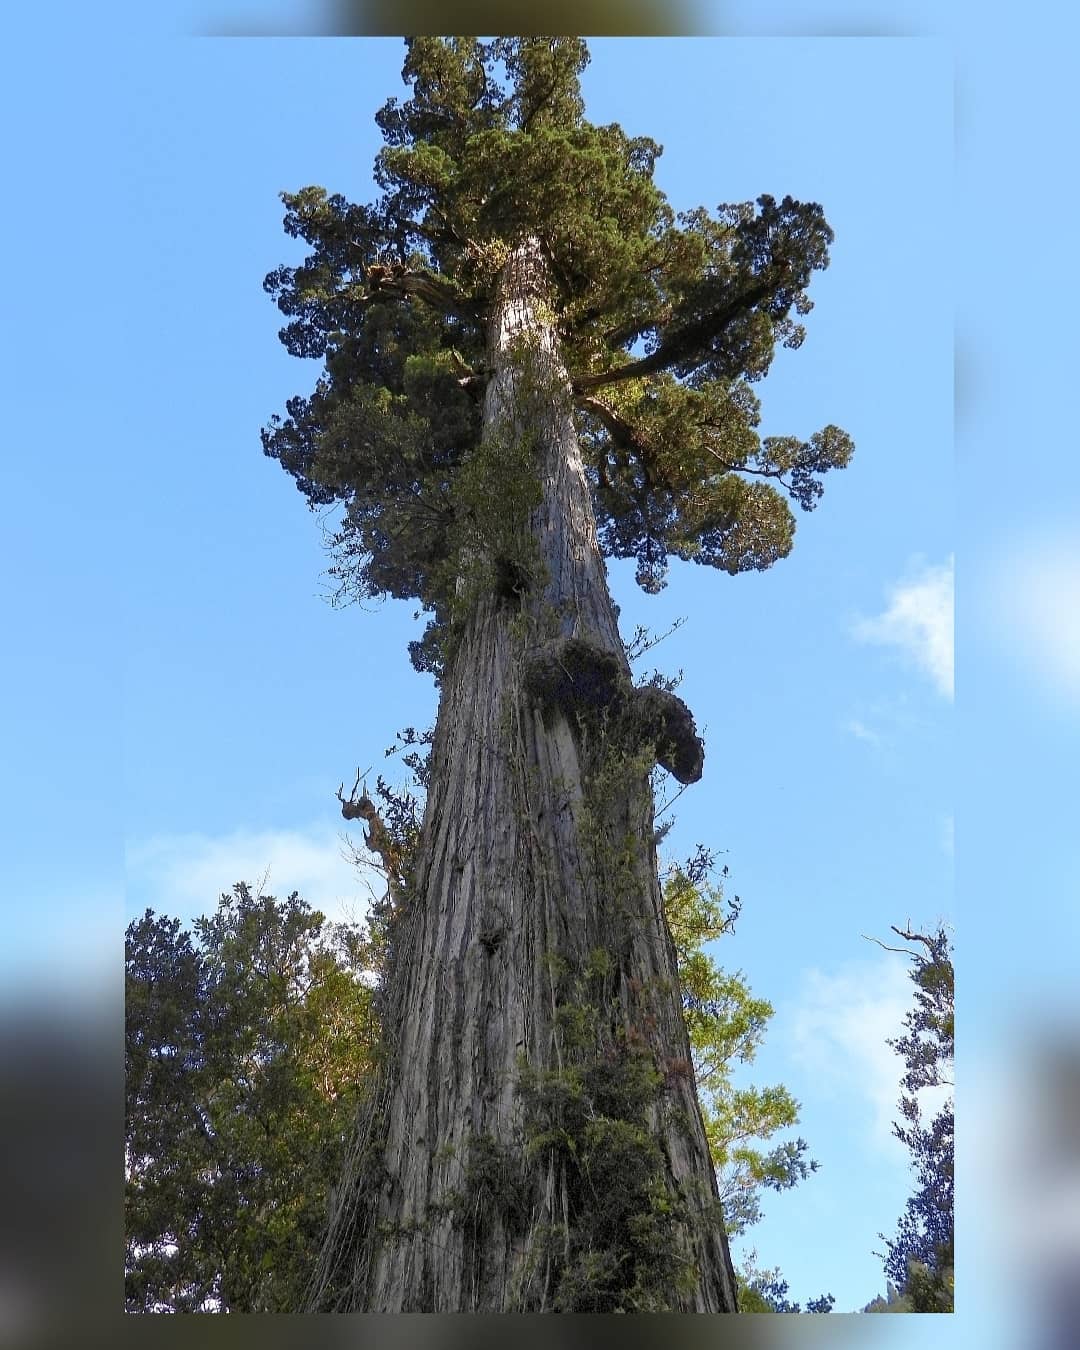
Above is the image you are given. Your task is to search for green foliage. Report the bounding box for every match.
[437,420,545,645]
[125,885,380,1313]
[445,1134,532,1233]
[263,37,853,668]
[515,1010,699,1313]
[861,1280,912,1313]
[736,1250,834,1313]
[496,963,715,1312]
[581,375,852,591]
[876,925,954,1311]
[664,867,819,1238]
[903,1250,955,1313]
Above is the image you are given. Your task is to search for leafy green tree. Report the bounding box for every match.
[664,865,820,1237]
[264,37,851,1312]
[871,924,954,1312]
[125,885,379,1312]
[664,865,832,1315]
[125,911,206,1311]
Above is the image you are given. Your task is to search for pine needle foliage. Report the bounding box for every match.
[262,38,853,671]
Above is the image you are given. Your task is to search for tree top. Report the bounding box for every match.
[263,38,853,670]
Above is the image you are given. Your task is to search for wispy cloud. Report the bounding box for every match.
[785,959,915,1150]
[844,717,882,746]
[854,555,954,698]
[840,692,925,750]
[126,823,380,927]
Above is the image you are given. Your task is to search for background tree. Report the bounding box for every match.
[665,863,833,1314]
[736,1250,834,1314]
[665,864,820,1239]
[264,36,852,1312]
[868,924,954,1313]
[124,851,824,1313]
[125,885,378,1313]
[860,1280,911,1313]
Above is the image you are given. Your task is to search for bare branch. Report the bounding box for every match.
[623,615,688,664]
[336,766,372,819]
[655,780,691,823]
[860,934,921,958]
[861,929,950,967]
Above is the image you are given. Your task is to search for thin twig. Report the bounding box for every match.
[656,780,690,821]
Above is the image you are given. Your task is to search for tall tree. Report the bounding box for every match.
[264,37,852,1313]
[871,924,954,1312]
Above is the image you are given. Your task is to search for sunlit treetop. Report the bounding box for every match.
[263,37,853,667]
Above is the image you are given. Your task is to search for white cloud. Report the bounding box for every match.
[126,823,380,927]
[941,814,955,858]
[840,692,925,751]
[786,959,923,1150]
[844,717,882,746]
[854,555,954,698]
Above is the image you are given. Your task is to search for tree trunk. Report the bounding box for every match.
[309,239,739,1313]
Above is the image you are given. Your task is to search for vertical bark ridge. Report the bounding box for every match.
[308,238,738,1313]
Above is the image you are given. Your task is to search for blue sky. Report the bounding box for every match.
[3,33,957,1315]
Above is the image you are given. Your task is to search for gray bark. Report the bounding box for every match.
[310,239,739,1313]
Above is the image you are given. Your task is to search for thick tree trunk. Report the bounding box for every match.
[309,240,739,1312]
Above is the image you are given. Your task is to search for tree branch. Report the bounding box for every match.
[891,926,943,953]
[861,934,922,959]
[698,443,794,494]
[395,218,458,250]
[600,309,669,349]
[861,928,950,967]
[575,394,661,526]
[575,393,640,446]
[579,393,797,502]
[365,264,483,326]
[572,277,775,392]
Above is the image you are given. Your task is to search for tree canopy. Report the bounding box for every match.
[124,886,379,1312]
[262,37,853,674]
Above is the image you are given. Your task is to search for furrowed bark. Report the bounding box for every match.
[309,239,738,1313]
